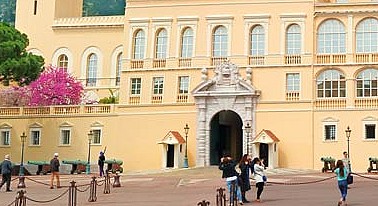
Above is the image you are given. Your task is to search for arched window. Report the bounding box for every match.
[87,53,97,86]
[356,18,378,53]
[116,52,122,86]
[133,30,145,59]
[58,54,68,71]
[181,27,194,58]
[212,26,228,57]
[286,24,301,55]
[356,69,378,97]
[317,70,346,98]
[250,25,265,56]
[317,19,346,54]
[155,29,168,59]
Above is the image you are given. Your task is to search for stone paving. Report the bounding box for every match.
[1,167,378,205]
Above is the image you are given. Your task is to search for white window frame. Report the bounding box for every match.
[130,77,142,95]
[362,116,378,141]
[243,14,270,56]
[52,47,73,73]
[176,16,198,58]
[0,129,11,147]
[91,128,102,145]
[60,127,72,146]
[206,15,234,57]
[152,77,164,95]
[150,17,173,59]
[279,14,306,55]
[30,128,41,146]
[128,18,149,59]
[356,18,378,53]
[178,76,190,94]
[322,117,339,142]
[286,73,300,92]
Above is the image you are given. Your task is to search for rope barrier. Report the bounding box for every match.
[76,185,91,193]
[263,175,337,185]
[25,176,50,186]
[10,177,18,182]
[25,188,69,203]
[351,172,378,181]
[6,198,17,206]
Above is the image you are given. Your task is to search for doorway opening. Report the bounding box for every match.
[210,110,243,165]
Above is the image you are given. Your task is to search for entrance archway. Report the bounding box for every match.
[210,110,243,165]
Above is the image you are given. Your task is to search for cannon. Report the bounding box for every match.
[320,157,336,173]
[104,159,123,173]
[367,157,378,173]
[62,160,88,174]
[27,161,51,175]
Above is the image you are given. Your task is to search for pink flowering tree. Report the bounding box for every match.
[0,86,29,106]
[27,66,84,106]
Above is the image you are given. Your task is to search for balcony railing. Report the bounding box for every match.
[130,60,144,69]
[355,53,378,63]
[285,55,302,65]
[315,98,346,109]
[286,91,300,101]
[129,96,140,105]
[0,105,113,116]
[211,57,228,66]
[316,54,346,64]
[248,56,265,65]
[151,95,163,104]
[179,58,192,67]
[176,94,189,103]
[153,59,166,68]
[355,98,378,108]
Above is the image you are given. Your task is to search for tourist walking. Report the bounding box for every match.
[50,153,61,189]
[0,154,13,192]
[219,154,243,205]
[335,160,348,206]
[239,154,252,203]
[253,157,266,202]
[98,151,106,177]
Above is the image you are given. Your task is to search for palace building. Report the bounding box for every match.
[1,0,378,172]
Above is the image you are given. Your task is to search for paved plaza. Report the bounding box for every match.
[2,167,378,206]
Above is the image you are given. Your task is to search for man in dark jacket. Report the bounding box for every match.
[50,153,61,189]
[0,154,13,192]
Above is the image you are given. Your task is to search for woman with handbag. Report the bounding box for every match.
[219,154,244,205]
[253,157,266,202]
[335,160,348,206]
[239,154,252,203]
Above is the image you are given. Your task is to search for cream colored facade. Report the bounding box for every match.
[1,0,378,172]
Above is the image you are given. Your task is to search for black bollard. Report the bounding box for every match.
[216,187,226,206]
[104,173,111,194]
[15,190,27,206]
[88,176,97,202]
[68,180,77,206]
[197,200,210,205]
[17,176,26,188]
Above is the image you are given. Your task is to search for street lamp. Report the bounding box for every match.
[86,130,93,174]
[183,124,190,168]
[345,126,352,172]
[245,122,251,155]
[18,132,27,188]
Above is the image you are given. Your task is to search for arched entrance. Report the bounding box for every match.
[210,110,243,165]
[191,61,261,166]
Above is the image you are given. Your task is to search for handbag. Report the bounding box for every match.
[347,174,353,184]
[262,175,267,182]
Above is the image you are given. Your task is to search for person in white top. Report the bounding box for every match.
[253,157,266,202]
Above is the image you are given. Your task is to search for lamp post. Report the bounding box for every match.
[18,132,27,188]
[245,122,251,155]
[86,130,93,175]
[183,124,190,168]
[345,126,352,172]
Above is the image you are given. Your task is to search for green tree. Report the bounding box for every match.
[0,23,44,86]
[83,0,125,16]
